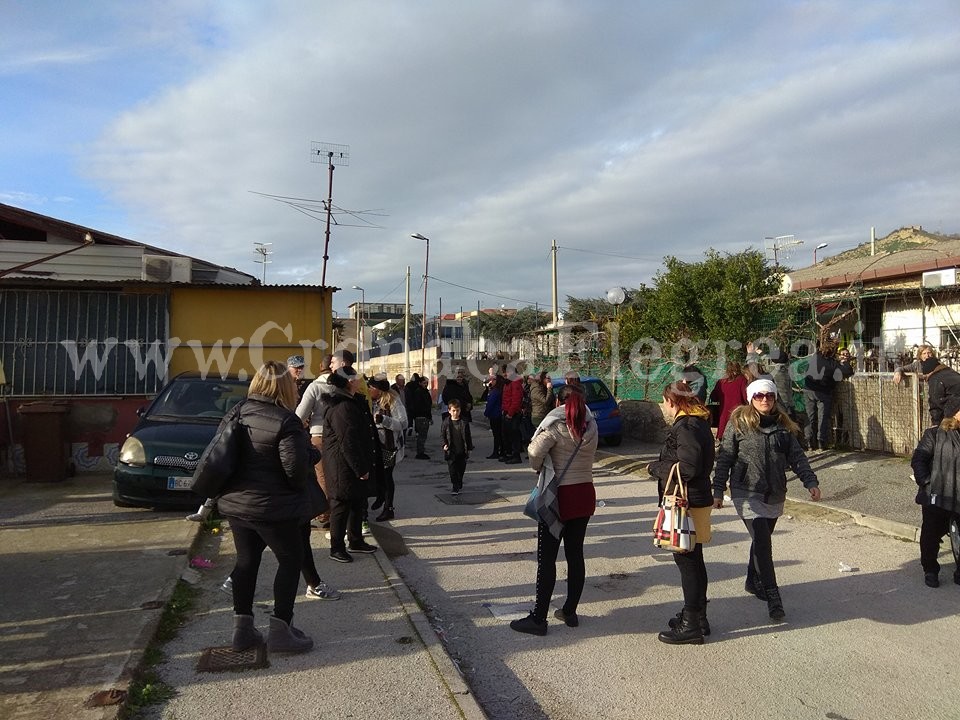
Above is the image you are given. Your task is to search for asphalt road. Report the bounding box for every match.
[2,415,957,720]
[383,426,959,720]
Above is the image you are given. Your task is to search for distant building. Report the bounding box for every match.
[781,225,960,370]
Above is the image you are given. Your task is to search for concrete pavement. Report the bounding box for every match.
[0,412,952,719]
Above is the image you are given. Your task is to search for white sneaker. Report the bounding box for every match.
[305,581,341,601]
[220,577,233,595]
[362,521,372,536]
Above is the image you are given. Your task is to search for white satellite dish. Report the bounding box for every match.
[605,287,626,305]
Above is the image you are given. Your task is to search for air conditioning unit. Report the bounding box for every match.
[922,268,957,289]
[142,255,192,283]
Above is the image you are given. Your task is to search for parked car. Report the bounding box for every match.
[113,373,248,509]
[550,376,623,446]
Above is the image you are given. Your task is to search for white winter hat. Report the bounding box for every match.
[747,378,777,399]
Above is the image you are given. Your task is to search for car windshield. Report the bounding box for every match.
[552,379,612,405]
[148,379,248,420]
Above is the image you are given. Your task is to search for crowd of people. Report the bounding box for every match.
[190,345,958,654]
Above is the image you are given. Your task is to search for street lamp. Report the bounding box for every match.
[352,285,365,375]
[814,242,828,264]
[411,233,430,376]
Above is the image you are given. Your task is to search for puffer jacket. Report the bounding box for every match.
[926,365,960,425]
[910,425,960,513]
[648,411,715,508]
[713,409,817,504]
[441,379,473,413]
[502,378,523,417]
[321,387,374,501]
[295,371,330,435]
[407,383,433,420]
[528,380,552,421]
[527,407,599,487]
[483,386,502,418]
[216,394,311,522]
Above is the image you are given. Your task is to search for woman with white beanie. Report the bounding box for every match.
[712,378,820,622]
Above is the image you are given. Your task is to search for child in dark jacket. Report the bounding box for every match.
[441,399,473,494]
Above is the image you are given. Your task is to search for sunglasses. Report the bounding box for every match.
[752,392,776,401]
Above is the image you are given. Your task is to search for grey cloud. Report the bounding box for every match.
[79,1,960,311]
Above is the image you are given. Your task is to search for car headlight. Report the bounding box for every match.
[119,436,147,467]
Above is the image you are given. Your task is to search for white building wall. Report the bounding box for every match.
[882,297,960,352]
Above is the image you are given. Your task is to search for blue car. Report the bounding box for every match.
[550,376,623,446]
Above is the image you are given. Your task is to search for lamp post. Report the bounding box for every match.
[411,233,430,376]
[814,242,828,264]
[352,285,365,375]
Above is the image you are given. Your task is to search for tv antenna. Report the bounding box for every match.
[254,242,273,284]
[764,234,803,268]
[311,141,350,286]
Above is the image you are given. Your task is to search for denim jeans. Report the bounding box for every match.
[414,416,430,454]
[803,389,834,448]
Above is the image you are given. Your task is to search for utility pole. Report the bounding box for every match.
[310,141,350,286]
[551,239,558,326]
[412,233,430,376]
[404,265,411,378]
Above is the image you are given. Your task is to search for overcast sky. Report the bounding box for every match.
[2,1,959,318]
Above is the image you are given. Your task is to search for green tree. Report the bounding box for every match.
[619,249,781,351]
[469,307,549,342]
[564,288,648,323]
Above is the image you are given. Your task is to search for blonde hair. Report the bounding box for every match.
[941,417,960,432]
[729,402,799,435]
[378,387,399,414]
[916,344,935,360]
[248,360,298,411]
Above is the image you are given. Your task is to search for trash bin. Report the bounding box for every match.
[19,401,70,482]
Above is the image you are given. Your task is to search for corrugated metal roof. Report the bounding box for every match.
[0,201,257,282]
[0,277,334,291]
[784,227,960,291]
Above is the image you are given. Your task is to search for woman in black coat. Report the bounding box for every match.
[321,366,376,562]
[647,381,715,645]
[211,360,313,654]
[910,394,960,588]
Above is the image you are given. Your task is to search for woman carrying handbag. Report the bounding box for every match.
[510,384,599,636]
[647,380,715,644]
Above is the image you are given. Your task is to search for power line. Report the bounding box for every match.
[426,274,551,308]
[556,244,657,261]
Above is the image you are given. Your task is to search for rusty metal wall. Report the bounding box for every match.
[0,288,167,396]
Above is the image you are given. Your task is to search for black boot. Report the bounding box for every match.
[668,609,711,636]
[766,587,785,621]
[745,566,766,600]
[658,608,704,645]
[375,507,394,522]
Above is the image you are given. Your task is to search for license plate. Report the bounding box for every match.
[167,476,193,491]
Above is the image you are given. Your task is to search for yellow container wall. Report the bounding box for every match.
[169,287,333,378]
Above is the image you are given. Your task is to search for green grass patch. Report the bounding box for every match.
[122,670,177,717]
[121,580,200,718]
[155,580,200,643]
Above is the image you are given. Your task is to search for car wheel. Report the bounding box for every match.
[950,515,960,566]
[604,434,622,447]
